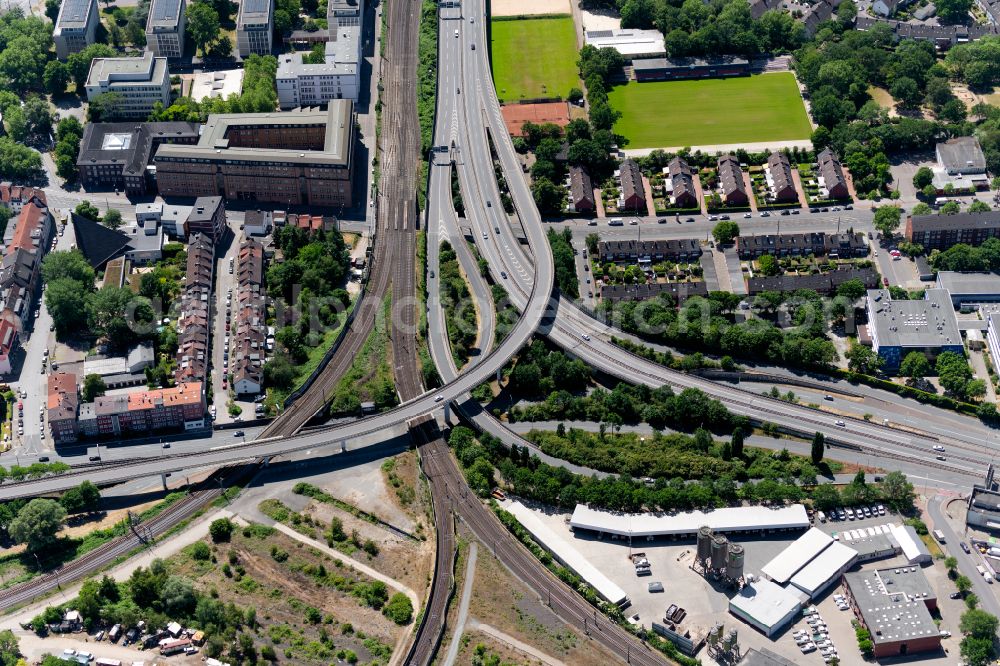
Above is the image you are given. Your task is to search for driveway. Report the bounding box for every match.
[927,495,1000,618]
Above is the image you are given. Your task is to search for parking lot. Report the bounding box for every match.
[519,503,966,665]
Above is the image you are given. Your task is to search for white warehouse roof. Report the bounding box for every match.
[761,527,833,584]
[788,541,859,598]
[508,502,628,606]
[729,578,802,636]
[889,523,932,564]
[569,504,809,538]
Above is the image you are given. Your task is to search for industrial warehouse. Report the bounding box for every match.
[504,501,955,662]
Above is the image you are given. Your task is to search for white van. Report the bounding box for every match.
[817,511,827,523]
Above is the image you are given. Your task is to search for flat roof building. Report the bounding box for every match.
[236,0,274,57]
[146,0,186,59]
[865,288,963,373]
[154,103,355,207]
[77,121,200,196]
[905,211,1000,251]
[276,0,363,107]
[570,503,809,539]
[843,567,942,658]
[84,53,172,120]
[190,69,245,101]
[935,271,1000,307]
[508,502,628,606]
[632,56,749,81]
[728,579,801,638]
[937,136,987,175]
[54,0,99,59]
[583,28,666,60]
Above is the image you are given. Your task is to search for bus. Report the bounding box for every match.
[932,529,946,544]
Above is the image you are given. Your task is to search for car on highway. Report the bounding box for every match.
[162,442,170,448]
[835,420,846,427]
[810,207,819,213]
[494,226,500,233]
[824,394,833,400]
[685,217,695,223]
[581,333,591,341]
[936,455,947,461]
[933,445,945,452]
[482,232,487,240]
[89,455,101,461]
[471,43,475,50]
[234,431,244,437]
[500,271,507,279]
[657,218,666,224]
[434,395,444,402]
[744,213,752,218]
[38,456,49,462]
[962,542,971,554]
[720,215,730,220]
[791,209,800,215]
[780,209,790,216]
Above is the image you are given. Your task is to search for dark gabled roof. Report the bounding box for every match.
[718,154,746,198]
[909,211,1000,233]
[71,213,131,269]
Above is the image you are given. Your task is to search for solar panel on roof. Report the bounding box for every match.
[59,0,92,23]
[151,0,181,21]
[242,0,270,15]
[587,29,613,37]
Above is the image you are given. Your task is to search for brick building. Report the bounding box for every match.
[154,104,355,207]
[48,372,79,445]
[905,211,1000,250]
[78,382,206,437]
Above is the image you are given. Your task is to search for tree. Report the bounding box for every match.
[43,250,95,286]
[61,481,101,514]
[757,254,780,276]
[3,107,27,143]
[87,92,124,122]
[161,576,196,615]
[46,278,89,337]
[382,593,413,625]
[960,608,999,640]
[102,208,123,230]
[880,471,915,511]
[712,220,740,245]
[74,201,101,221]
[899,351,930,381]
[730,429,745,459]
[43,61,70,96]
[873,205,902,237]
[912,202,933,215]
[945,556,959,574]
[810,432,825,465]
[9,499,66,553]
[531,177,565,215]
[937,0,973,23]
[956,574,973,594]
[847,344,884,375]
[913,166,934,189]
[82,374,107,402]
[45,0,61,21]
[836,278,866,301]
[941,200,961,215]
[86,286,154,347]
[209,518,234,542]
[812,483,841,510]
[187,3,221,55]
[969,200,991,213]
[961,636,994,666]
[890,76,921,108]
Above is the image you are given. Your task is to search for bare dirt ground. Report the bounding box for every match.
[304,499,434,597]
[579,5,620,30]
[168,525,403,664]
[455,628,552,665]
[466,528,621,666]
[868,86,899,117]
[492,0,571,16]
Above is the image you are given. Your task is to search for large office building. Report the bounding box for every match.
[77,121,201,196]
[935,271,1000,307]
[236,0,274,56]
[842,567,941,658]
[84,52,172,120]
[276,0,364,107]
[154,104,355,207]
[865,288,962,372]
[54,0,99,59]
[145,0,186,59]
[905,211,1000,250]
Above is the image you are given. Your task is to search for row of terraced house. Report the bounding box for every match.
[231,238,266,396]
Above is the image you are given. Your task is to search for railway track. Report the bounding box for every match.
[0,464,253,611]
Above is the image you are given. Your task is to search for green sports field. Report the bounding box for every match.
[491,16,579,102]
[607,73,813,148]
